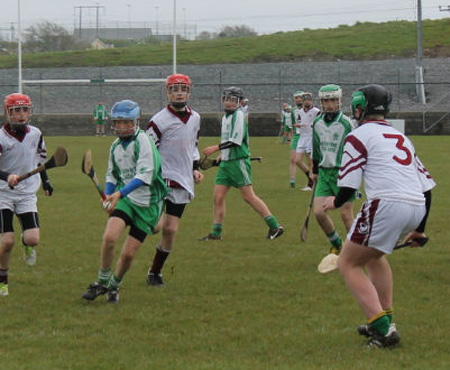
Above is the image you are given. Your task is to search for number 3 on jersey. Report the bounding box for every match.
[383,133,412,166]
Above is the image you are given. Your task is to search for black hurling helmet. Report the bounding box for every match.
[351,84,392,121]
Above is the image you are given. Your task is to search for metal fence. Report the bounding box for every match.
[0,60,449,121]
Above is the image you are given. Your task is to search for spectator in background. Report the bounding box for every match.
[93,102,108,136]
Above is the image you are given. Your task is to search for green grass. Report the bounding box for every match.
[1,19,450,68]
[1,136,449,369]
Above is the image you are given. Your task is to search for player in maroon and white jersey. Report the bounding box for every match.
[145,74,204,286]
[323,84,435,348]
[0,93,54,296]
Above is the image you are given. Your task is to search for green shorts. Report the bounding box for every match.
[215,158,252,188]
[283,125,292,133]
[315,167,355,201]
[290,133,300,150]
[115,196,164,235]
[95,120,106,125]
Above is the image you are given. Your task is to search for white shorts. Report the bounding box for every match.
[166,187,192,205]
[347,199,426,254]
[0,192,38,214]
[296,135,312,154]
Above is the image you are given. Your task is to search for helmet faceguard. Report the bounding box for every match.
[318,84,342,122]
[351,84,392,123]
[222,86,244,114]
[293,90,304,108]
[166,74,192,109]
[110,100,140,138]
[4,93,32,133]
[301,92,313,109]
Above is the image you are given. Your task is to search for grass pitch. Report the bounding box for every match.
[1,135,449,369]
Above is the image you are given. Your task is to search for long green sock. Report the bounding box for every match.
[98,268,111,286]
[264,215,279,229]
[108,275,122,290]
[368,312,390,336]
[211,223,223,237]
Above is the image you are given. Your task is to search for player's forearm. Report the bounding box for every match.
[193,160,200,170]
[0,170,9,182]
[312,160,319,175]
[218,141,238,150]
[416,190,432,233]
[119,178,145,198]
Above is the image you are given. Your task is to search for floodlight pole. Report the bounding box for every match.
[17,0,23,93]
[173,0,177,74]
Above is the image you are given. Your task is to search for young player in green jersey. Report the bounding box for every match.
[82,100,167,303]
[199,86,284,241]
[311,84,355,273]
[280,103,293,144]
[93,102,108,136]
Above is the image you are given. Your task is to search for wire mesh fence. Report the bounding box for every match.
[0,59,449,122]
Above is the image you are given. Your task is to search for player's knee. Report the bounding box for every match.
[102,232,117,248]
[0,236,15,251]
[162,224,178,238]
[23,235,39,247]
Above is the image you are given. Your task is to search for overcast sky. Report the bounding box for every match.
[1,0,448,37]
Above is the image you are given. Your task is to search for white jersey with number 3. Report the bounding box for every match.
[338,120,435,204]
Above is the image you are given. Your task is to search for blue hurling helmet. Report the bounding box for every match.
[110,100,140,137]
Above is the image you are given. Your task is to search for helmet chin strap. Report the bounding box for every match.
[9,122,27,134]
[324,111,339,123]
[171,101,187,109]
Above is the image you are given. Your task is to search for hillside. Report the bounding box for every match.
[0,19,449,69]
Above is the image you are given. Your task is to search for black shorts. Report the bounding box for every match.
[110,209,147,243]
[165,199,186,218]
[0,209,39,233]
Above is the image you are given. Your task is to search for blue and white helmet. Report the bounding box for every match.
[110,100,140,137]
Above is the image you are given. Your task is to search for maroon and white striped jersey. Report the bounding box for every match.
[338,120,435,205]
[0,124,47,195]
[146,105,200,199]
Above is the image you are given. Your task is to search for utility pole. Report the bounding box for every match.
[74,4,105,39]
[173,0,177,74]
[18,0,22,93]
[416,0,426,104]
[155,6,159,36]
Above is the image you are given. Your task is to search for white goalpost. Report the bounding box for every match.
[16,0,179,92]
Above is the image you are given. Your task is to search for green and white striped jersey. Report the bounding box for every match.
[106,129,167,207]
[93,104,107,120]
[220,108,250,161]
[312,111,353,169]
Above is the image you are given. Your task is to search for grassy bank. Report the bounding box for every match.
[1,19,450,69]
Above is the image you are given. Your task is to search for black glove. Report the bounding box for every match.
[43,180,54,196]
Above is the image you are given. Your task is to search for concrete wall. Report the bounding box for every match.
[32,111,450,137]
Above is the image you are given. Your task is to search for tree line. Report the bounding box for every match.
[0,21,258,54]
